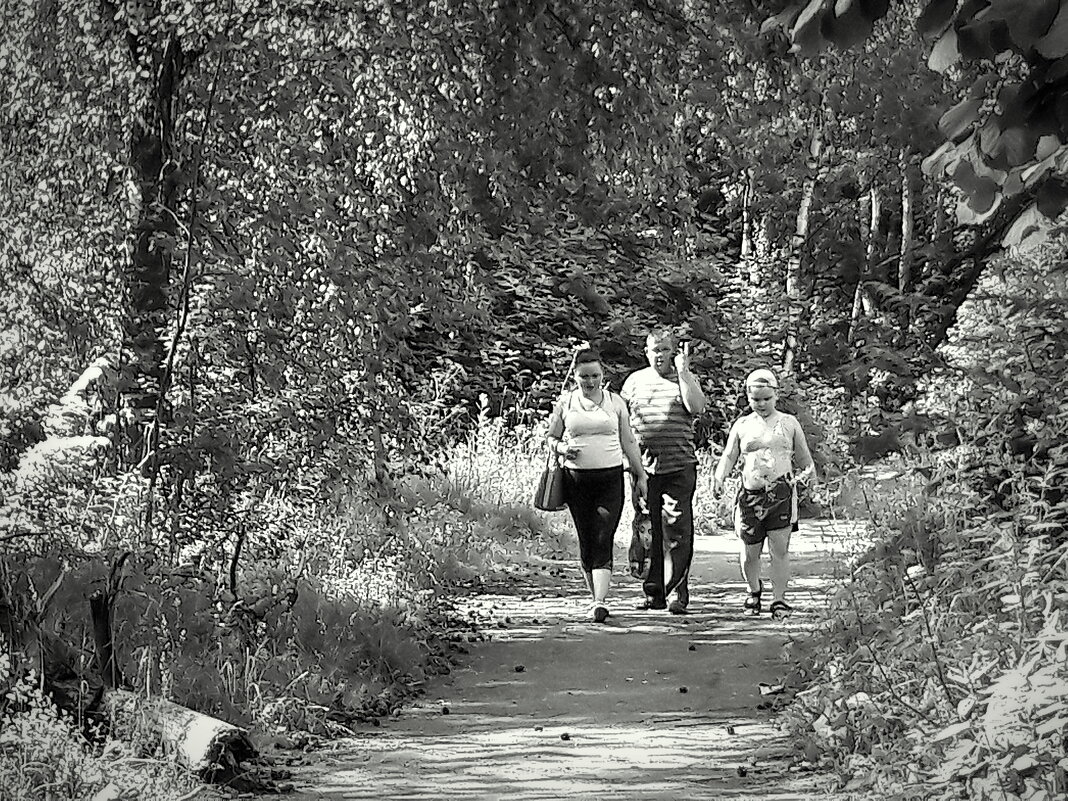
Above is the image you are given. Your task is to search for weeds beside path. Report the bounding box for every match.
[287,519,864,800]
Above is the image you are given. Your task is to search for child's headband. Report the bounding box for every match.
[745,368,779,389]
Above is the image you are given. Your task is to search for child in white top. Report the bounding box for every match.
[713,368,815,618]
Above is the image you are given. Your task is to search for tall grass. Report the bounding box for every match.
[445,411,744,541]
[1,406,586,800]
[9,402,785,800]
[779,412,1068,800]
[446,405,548,508]
[441,409,575,558]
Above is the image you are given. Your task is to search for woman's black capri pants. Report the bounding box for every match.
[563,465,624,571]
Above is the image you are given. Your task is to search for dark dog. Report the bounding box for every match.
[628,507,652,580]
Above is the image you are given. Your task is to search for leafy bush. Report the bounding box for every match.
[0,392,46,474]
[781,255,1068,800]
[785,437,1068,799]
[0,406,574,779]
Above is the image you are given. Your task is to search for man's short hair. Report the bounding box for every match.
[745,368,779,389]
[645,328,676,348]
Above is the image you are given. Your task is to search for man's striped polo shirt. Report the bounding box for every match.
[620,366,698,476]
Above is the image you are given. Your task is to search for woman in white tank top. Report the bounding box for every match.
[545,349,647,623]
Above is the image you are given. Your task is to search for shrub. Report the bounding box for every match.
[782,407,1068,800]
[0,405,575,763]
[0,652,202,801]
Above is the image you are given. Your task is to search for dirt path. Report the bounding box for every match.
[288,520,863,800]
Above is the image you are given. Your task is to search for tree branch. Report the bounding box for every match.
[544,5,581,51]
[923,190,1036,351]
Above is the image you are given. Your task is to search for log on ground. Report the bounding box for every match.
[102,688,256,780]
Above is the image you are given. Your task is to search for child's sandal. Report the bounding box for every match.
[744,581,763,616]
[769,600,794,619]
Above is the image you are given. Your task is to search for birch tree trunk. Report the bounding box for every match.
[103,689,256,778]
[737,169,779,364]
[897,148,915,344]
[782,123,822,376]
[848,182,880,345]
[741,168,757,285]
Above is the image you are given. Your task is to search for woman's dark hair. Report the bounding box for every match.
[572,348,603,368]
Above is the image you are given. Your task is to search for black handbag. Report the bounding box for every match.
[535,359,580,513]
[533,452,567,512]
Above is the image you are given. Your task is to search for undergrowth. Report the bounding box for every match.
[0,409,569,800]
[782,404,1067,797]
[0,655,203,801]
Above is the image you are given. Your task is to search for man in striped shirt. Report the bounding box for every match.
[621,329,707,613]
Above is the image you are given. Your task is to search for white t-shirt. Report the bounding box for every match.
[555,390,625,470]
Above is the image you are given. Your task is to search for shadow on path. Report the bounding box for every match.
[288,519,865,800]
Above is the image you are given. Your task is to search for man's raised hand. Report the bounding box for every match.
[674,341,691,375]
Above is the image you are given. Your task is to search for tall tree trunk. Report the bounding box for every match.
[843,173,883,435]
[365,317,391,492]
[782,123,821,376]
[748,218,777,363]
[932,184,949,260]
[897,148,915,345]
[740,168,775,362]
[121,37,186,471]
[848,182,880,344]
[741,168,755,282]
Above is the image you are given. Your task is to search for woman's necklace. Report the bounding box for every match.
[578,389,604,411]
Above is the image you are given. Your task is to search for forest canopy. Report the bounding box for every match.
[1,2,1067,797]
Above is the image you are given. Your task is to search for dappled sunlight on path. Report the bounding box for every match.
[289,519,866,800]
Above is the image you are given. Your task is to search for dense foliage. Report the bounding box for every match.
[2,0,1066,798]
[784,251,1067,800]
[771,0,1068,244]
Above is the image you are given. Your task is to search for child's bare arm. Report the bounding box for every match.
[791,416,816,482]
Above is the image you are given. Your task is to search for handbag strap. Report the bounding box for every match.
[560,353,576,396]
[549,346,585,459]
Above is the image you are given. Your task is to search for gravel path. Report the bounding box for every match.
[287,519,865,800]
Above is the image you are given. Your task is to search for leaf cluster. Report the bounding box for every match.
[769,0,1068,248]
[781,255,1068,798]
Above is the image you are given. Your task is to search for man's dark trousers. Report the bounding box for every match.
[642,465,696,605]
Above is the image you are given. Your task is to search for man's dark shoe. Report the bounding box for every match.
[668,600,689,615]
[636,597,667,610]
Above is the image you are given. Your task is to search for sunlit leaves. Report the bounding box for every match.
[820,0,879,50]
[1001,203,1052,248]
[939,96,984,141]
[1036,175,1068,218]
[928,25,960,71]
[1036,3,1068,59]
[916,0,957,39]
[770,0,1068,242]
[953,159,1001,217]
